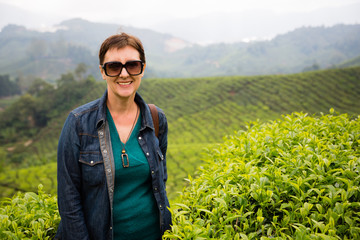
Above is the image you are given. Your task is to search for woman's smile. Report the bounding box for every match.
[117,80,133,86]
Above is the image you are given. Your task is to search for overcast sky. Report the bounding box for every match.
[2,0,360,23]
[1,0,360,43]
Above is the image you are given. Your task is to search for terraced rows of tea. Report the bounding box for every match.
[1,67,359,200]
[139,67,360,145]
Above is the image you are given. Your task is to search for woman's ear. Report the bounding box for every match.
[99,65,106,80]
[141,63,146,77]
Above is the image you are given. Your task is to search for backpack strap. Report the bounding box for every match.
[148,104,159,138]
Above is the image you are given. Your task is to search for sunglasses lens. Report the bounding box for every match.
[105,62,123,76]
[103,61,143,76]
[125,61,143,75]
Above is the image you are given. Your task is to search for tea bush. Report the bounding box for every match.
[0,185,60,239]
[164,110,360,239]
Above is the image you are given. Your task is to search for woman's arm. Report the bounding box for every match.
[57,113,90,240]
[158,108,168,183]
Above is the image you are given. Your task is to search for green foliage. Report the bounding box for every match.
[0,185,60,239]
[0,75,21,98]
[1,67,360,203]
[164,111,360,239]
[140,67,360,145]
[0,72,99,164]
[167,143,212,200]
[0,96,19,110]
[0,163,57,200]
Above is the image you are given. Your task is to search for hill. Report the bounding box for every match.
[0,66,359,200]
[336,55,360,68]
[0,19,187,82]
[0,20,359,83]
[165,24,360,77]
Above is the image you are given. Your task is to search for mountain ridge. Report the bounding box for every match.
[0,19,359,81]
[1,2,360,44]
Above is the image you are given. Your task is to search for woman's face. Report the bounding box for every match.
[100,45,145,101]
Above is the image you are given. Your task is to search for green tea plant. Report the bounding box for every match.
[164,110,360,239]
[167,143,213,201]
[0,163,57,200]
[0,185,60,240]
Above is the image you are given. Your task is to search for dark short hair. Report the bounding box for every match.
[98,33,146,65]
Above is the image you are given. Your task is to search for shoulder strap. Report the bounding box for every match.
[148,104,159,138]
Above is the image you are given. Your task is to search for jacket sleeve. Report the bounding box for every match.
[57,113,90,240]
[157,108,168,183]
[157,107,172,231]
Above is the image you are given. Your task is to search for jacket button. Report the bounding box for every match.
[103,149,107,154]
[138,137,142,140]
[146,152,150,156]
[151,170,155,174]
[154,187,158,191]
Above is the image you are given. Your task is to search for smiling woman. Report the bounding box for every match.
[56,33,171,240]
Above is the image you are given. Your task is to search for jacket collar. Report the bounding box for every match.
[96,90,155,133]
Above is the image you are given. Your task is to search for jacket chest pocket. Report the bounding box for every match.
[79,152,105,187]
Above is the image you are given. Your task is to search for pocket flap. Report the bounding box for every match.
[79,152,103,166]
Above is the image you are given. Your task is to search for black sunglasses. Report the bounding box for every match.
[102,60,144,77]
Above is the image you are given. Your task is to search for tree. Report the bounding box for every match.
[27,78,54,97]
[75,63,88,81]
[302,62,320,72]
[56,72,75,87]
[0,75,21,97]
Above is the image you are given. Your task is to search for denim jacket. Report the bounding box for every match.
[56,90,171,240]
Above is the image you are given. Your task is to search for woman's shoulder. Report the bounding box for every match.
[71,98,102,117]
[70,90,107,118]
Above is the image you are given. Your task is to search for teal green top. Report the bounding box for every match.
[107,108,160,240]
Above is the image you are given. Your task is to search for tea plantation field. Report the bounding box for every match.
[1,111,359,239]
[0,67,359,201]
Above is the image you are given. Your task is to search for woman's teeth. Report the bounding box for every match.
[118,82,132,85]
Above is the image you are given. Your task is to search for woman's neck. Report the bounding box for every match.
[106,94,139,142]
[107,92,137,115]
